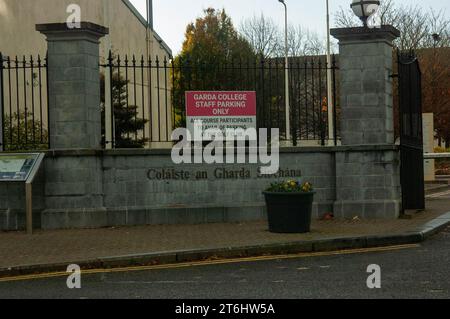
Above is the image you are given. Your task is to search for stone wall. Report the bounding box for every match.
[0,167,45,230]
[0,145,400,231]
[334,146,401,219]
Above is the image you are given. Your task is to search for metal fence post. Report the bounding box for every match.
[45,53,50,149]
[104,50,113,149]
[0,52,4,152]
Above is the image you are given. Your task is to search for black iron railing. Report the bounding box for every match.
[0,53,49,151]
[0,51,338,151]
[101,52,340,148]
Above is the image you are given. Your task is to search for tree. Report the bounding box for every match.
[179,8,255,64]
[239,14,281,58]
[240,13,328,58]
[284,25,327,56]
[419,47,450,145]
[100,73,148,148]
[2,112,48,151]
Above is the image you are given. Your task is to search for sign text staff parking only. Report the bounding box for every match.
[186,91,257,140]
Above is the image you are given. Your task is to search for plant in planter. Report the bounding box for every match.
[263,180,315,234]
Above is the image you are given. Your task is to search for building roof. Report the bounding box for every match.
[121,0,172,57]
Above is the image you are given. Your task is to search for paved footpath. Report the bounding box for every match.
[0,196,449,272]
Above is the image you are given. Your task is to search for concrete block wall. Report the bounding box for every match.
[36,149,336,229]
[100,150,336,227]
[0,146,401,231]
[334,147,401,219]
[0,166,45,230]
[41,152,104,229]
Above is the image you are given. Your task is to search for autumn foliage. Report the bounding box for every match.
[418,47,450,145]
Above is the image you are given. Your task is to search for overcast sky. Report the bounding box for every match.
[130,0,450,55]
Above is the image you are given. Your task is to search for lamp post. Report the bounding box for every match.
[279,0,290,143]
[350,0,380,27]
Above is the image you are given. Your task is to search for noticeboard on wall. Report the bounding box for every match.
[0,153,41,182]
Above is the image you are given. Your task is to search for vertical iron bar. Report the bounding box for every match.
[15,57,20,147]
[290,58,296,146]
[30,55,36,145]
[304,58,308,140]
[201,60,206,90]
[311,58,316,140]
[108,51,114,148]
[132,55,138,142]
[246,57,250,90]
[117,54,122,148]
[45,53,50,148]
[319,58,325,146]
[178,57,184,131]
[156,56,161,142]
[23,56,28,147]
[297,59,302,141]
[276,58,281,132]
[37,55,43,144]
[268,59,273,130]
[187,58,192,90]
[148,55,153,142]
[141,55,145,142]
[216,60,221,91]
[8,57,12,148]
[164,56,169,142]
[261,56,265,129]
[171,57,176,131]
[253,58,258,128]
[239,57,243,90]
[0,53,4,151]
[215,58,220,91]
[332,54,338,146]
[125,55,129,140]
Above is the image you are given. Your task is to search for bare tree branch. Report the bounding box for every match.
[240,13,329,58]
[239,13,281,58]
[333,0,450,50]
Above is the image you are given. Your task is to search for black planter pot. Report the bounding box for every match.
[263,192,315,234]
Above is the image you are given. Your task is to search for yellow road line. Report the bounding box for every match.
[0,244,420,283]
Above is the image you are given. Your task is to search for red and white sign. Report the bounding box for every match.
[186,91,257,140]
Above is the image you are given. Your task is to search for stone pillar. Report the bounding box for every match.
[331,26,400,145]
[36,22,108,149]
[331,26,402,219]
[36,23,108,229]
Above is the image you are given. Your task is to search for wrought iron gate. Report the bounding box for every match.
[398,52,425,212]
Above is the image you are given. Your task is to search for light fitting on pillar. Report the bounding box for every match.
[350,0,380,27]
